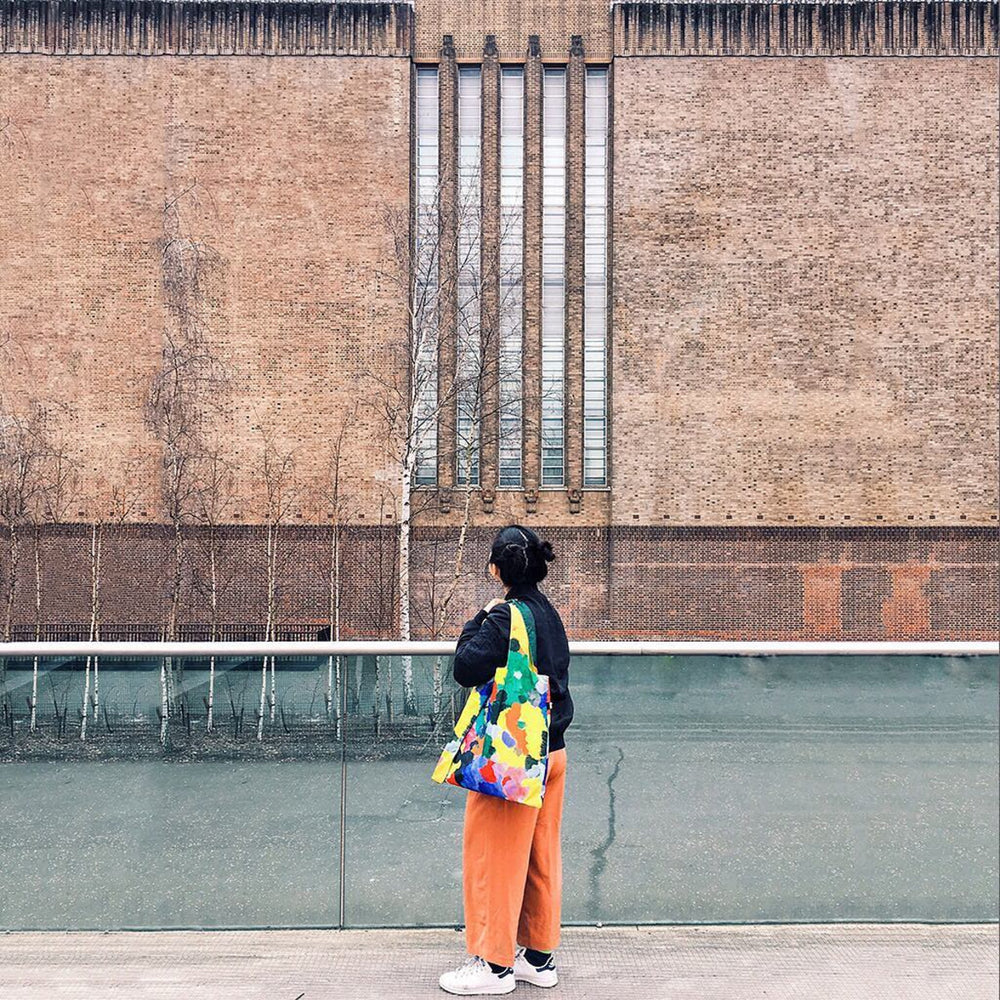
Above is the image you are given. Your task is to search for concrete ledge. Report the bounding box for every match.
[1,923,997,999]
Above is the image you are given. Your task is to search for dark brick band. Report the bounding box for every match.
[2,524,995,641]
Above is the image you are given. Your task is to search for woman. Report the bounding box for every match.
[439,524,575,996]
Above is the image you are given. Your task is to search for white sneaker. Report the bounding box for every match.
[514,946,559,988]
[439,954,516,995]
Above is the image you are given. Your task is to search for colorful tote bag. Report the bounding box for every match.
[431,598,551,808]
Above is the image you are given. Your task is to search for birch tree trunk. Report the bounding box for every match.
[398,445,417,716]
[269,522,277,723]
[92,528,102,722]
[81,522,100,741]
[171,518,184,717]
[161,519,178,741]
[327,520,343,740]
[429,487,475,729]
[257,520,275,742]
[1,519,19,725]
[159,621,169,745]
[30,524,41,732]
[207,527,218,733]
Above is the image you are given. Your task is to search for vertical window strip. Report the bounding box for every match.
[541,66,566,487]
[498,67,524,488]
[583,67,609,487]
[456,65,482,487]
[413,66,439,486]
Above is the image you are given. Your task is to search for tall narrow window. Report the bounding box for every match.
[413,66,439,486]
[541,66,566,487]
[584,67,609,487]
[456,65,482,487]
[498,67,524,488]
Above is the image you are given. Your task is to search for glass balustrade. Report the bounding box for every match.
[0,647,996,930]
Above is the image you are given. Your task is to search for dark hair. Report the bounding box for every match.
[486,524,555,587]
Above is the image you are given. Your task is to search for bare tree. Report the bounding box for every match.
[188,432,238,733]
[0,402,47,729]
[368,181,529,717]
[412,494,480,731]
[345,489,399,739]
[144,185,231,743]
[0,321,81,736]
[253,416,301,742]
[30,408,80,733]
[316,398,365,740]
[81,451,143,741]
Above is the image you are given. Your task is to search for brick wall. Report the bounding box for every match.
[0,52,411,523]
[0,1,996,643]
[414,0,612,62]
[612,55,999,527]
[1,524,994,640]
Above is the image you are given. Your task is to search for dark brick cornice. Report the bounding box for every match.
[613,2,999,55]
[2,1,995,57]
[0,0,413,55]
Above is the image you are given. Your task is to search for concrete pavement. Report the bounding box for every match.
[0,923,996,999]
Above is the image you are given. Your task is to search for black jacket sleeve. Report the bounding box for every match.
[453,602,512,688]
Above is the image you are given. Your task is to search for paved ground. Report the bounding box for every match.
[0,924,996,1000]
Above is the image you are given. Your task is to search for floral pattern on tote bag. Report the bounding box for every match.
[431,598,551,808]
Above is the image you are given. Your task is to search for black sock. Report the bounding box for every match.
[523,947,551,968]
[486,959,512,974]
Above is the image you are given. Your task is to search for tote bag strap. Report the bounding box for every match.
[506,598,538,671]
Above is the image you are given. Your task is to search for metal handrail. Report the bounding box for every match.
[0,640,994,656]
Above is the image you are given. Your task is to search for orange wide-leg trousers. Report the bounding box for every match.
[462,747,568,968]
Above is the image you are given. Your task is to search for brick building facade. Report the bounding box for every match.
[0,1,997,640]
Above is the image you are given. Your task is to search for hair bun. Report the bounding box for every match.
[488,525,554,586]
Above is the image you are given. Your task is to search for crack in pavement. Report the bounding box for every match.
[588,745,625,917]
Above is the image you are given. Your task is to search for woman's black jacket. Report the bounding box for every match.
[452,579,574,753]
